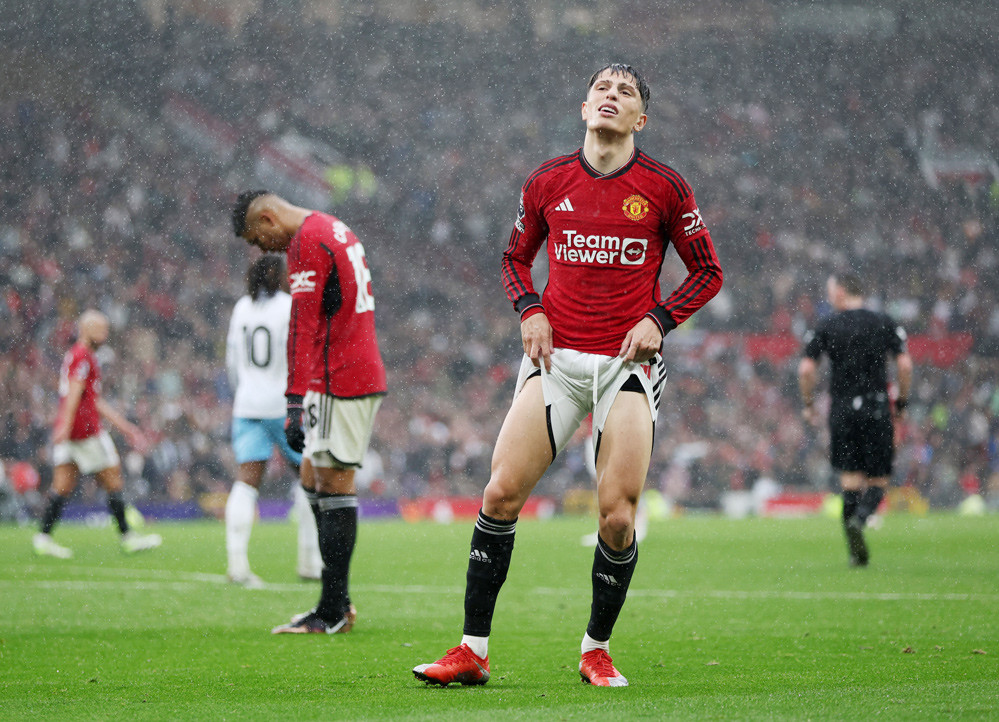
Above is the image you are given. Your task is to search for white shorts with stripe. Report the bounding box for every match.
[303,390,383,469]
[51,430,121,475]
[513,348,666,458]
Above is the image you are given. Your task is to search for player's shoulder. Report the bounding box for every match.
[523,151,580,191]
[632,149,694,200]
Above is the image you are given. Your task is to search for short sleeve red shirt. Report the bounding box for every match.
[57,342,102,440]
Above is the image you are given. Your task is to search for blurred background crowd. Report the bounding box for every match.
[1,0,997,516]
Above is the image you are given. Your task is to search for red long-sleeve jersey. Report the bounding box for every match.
[502,148,723,355]
[286,212,387,399]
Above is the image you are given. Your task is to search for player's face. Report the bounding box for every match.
[582,70,647,136]
[242,215,288,253]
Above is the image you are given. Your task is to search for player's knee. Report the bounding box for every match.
[482,480,523,521]
[598,507,636,548]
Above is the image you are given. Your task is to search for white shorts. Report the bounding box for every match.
[303,391,383,469]
[513,349,666,458]
[51,430,120,475]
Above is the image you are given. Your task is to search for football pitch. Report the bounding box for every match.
[2,514,997,720]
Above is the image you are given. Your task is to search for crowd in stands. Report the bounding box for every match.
[1,3,997,515]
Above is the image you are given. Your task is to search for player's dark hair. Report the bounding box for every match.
[247,255,284,301]
[231,189,270,237]
[588,63,651,111]
[834,272,864,297]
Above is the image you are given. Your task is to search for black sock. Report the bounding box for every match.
[463,510,517,637]
[842,490,861,525]
[108,492,129,534]
[859,486,885,522]
[586,534,638,642]
[40,493,69,535]
[314,494,357,622]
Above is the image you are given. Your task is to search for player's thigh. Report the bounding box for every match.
[313,465,356,496]
[94,464,124,493]
[595,389,653,509]
[237,460,267,489]
[300,456,316,491]
[485,376,554,512]
[51,463,79,496]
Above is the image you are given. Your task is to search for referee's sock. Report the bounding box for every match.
[842,489,862,525]
[859,486,886,523]
[586,534,638,643]
[40,493,70,535]
[463,510,517,643]
[314,493,357,623]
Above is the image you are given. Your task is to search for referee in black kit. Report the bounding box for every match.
[798,272,913,567]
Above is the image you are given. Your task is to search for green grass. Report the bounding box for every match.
[2,514,997,720]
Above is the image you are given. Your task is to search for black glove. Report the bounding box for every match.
[895,398,908,413]
[285,396,305,453]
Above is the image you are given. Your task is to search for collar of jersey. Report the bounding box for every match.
[577,147,639,180]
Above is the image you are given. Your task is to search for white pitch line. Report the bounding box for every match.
[2,574,998,602]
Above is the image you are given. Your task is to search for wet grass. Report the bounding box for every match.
[1,513,997,720]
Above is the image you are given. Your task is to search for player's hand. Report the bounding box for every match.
[801,404,818,426]
[619,317,663,363]
[285,404,305,453]
[521,313,553,372]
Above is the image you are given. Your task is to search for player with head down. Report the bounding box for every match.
[232,191,386,633]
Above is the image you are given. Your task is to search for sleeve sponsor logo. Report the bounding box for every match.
[622,194,650,221]
[515,192,526,233]
[290,270,317,294]
[682,208,706,237]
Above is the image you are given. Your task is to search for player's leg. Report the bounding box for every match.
[857,412,893,530]
[95,461,162,554]
[227,418,273,584]
[274,394,378,634]
[225,460,266,586]
[294,479,322,580]
[415,376,554,686]
[34,461,78,558]
[839,471,868,566]
[579,384,652,687]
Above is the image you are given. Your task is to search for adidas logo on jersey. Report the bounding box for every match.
[595,573,620,587]
[469,549,491,563]
[555,197,574,212]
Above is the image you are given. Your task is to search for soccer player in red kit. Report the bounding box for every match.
[414,63,722,687]
[33,310,162,558]
[232,190,387,634]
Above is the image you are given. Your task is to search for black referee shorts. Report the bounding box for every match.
[829,396,894,478]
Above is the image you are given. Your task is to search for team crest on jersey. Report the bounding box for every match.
[622,195,649,221]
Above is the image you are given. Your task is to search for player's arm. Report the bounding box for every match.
[798,328,824,425]
[225,304,241,389]
[502,184,552,370]
[797,356,820,424]
[52,378,85,445]
[894,351,913,414]
[96,397,146,451]
[889,322,912,414]
[650,195,723,337]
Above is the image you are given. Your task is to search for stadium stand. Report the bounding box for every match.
[1,0,997,518]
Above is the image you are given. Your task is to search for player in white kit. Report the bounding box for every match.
[225,256,320,587]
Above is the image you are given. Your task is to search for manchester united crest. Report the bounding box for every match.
[622,194,649,221]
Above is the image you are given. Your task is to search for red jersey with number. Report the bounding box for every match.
[286,212,387,399]
[502,148,723,355]
[57,342,102,440]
